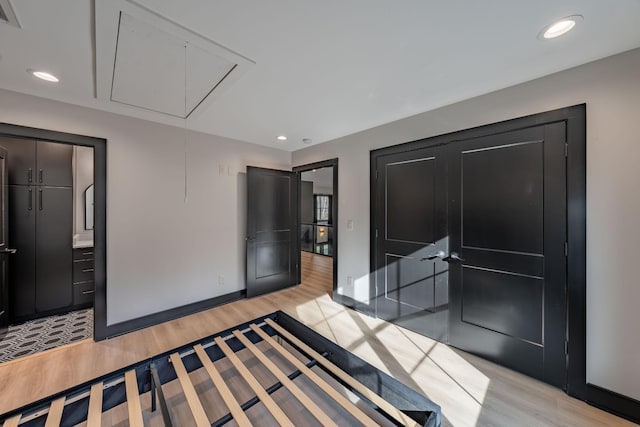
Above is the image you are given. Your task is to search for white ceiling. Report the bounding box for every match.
[1,1,640,151]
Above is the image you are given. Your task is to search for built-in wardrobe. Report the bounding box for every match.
[0,137,93,321]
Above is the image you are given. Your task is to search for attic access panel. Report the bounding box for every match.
[111,12,236,118]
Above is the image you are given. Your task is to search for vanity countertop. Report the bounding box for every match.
[73,240,94,249]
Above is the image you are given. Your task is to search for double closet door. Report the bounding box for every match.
[374,122,568,388]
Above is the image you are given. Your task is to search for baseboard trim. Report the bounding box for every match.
[332,293,374,317]
[586,383,640,424]
[97,290,246,340]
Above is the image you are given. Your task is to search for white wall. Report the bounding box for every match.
[0,88,291,325]
[292,48,640,401]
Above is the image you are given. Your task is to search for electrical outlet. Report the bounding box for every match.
[346,276,353,287]
[218,275,224,285]
[347,220,354,231]
[219,165,225,175]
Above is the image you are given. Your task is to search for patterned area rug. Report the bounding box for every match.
[0,309,93,363]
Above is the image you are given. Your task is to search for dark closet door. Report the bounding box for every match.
[246,166,298,298]
[35,187,73,311]
[0,137,36,185]
[8,186,36,318]
[374,147,449,341]
[36,141,73,187]
[448,123,567,387]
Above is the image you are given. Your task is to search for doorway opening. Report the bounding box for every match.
[0,123,106,361]
[293,159,338,297]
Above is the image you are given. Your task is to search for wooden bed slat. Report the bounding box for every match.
[214,336,295,427]
[193,344,252,427]
[2,415,21,427]
[265,318,421,427]
[87,382,103,427]
[44,397,65,427]
[124,370,144,427]
[232,330,339,427]
[169,352,211,427]
[250,323,380,427]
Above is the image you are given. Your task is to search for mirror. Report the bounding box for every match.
[84,184,94,230]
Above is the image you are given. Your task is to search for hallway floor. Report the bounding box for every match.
[0,308,93,363]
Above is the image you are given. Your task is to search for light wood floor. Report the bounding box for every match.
[0,252,633,427]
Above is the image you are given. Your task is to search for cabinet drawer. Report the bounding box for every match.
[73,281,94,305]
[73,248,94,261]
[73,259,94,283]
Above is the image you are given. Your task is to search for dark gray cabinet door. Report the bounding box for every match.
[246,166,298,298]
[447,123,567,387]
[8,186,36,318]
[35,187,72,311]
[36,141,73,187]
[0,137,36,186]
[0,254,8,333]
[374,147,449,342]
[0,146,8,332]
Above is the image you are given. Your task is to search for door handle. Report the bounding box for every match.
[28,188,33,211]
[0,248,17,254]
[420,250,446,261]
[443,252,465,263]
[39,189,43,210]
[39,169,43,183]
[28,168,33,183]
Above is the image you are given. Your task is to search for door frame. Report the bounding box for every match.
[369,104,586,398]
[0,123,109,340]
[293,158,339,296]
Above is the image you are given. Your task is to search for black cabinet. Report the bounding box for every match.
[2,137,75,321]
[1,137,36,186]
[72,248,94,306]
[35,187,73,311]
[8,185,36,317]
[2,138,72,187]
[35,141,73,187]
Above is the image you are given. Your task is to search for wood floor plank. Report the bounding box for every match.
[2,252,638,427]
[232,329,339,427]
[265,318,420,427]
[2,415,21,427]
[86,382,103,427]
[214,336,295,427]
[193,344,252,427]
[250,323,380,426]
[169,352,211,427]
[44,397,65,427]
[124,370,144,427]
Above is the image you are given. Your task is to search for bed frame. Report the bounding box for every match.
[0,311,441,426]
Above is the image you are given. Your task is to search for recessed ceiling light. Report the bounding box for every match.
[277,135,287,141]
[29,70,59,82]
[539,15,583,40]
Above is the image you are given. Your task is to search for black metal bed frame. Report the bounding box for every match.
[0,311,441,427]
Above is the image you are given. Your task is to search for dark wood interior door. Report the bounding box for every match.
[246,166,299,298]
[374,147,449,341]
[448,123,567,387]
